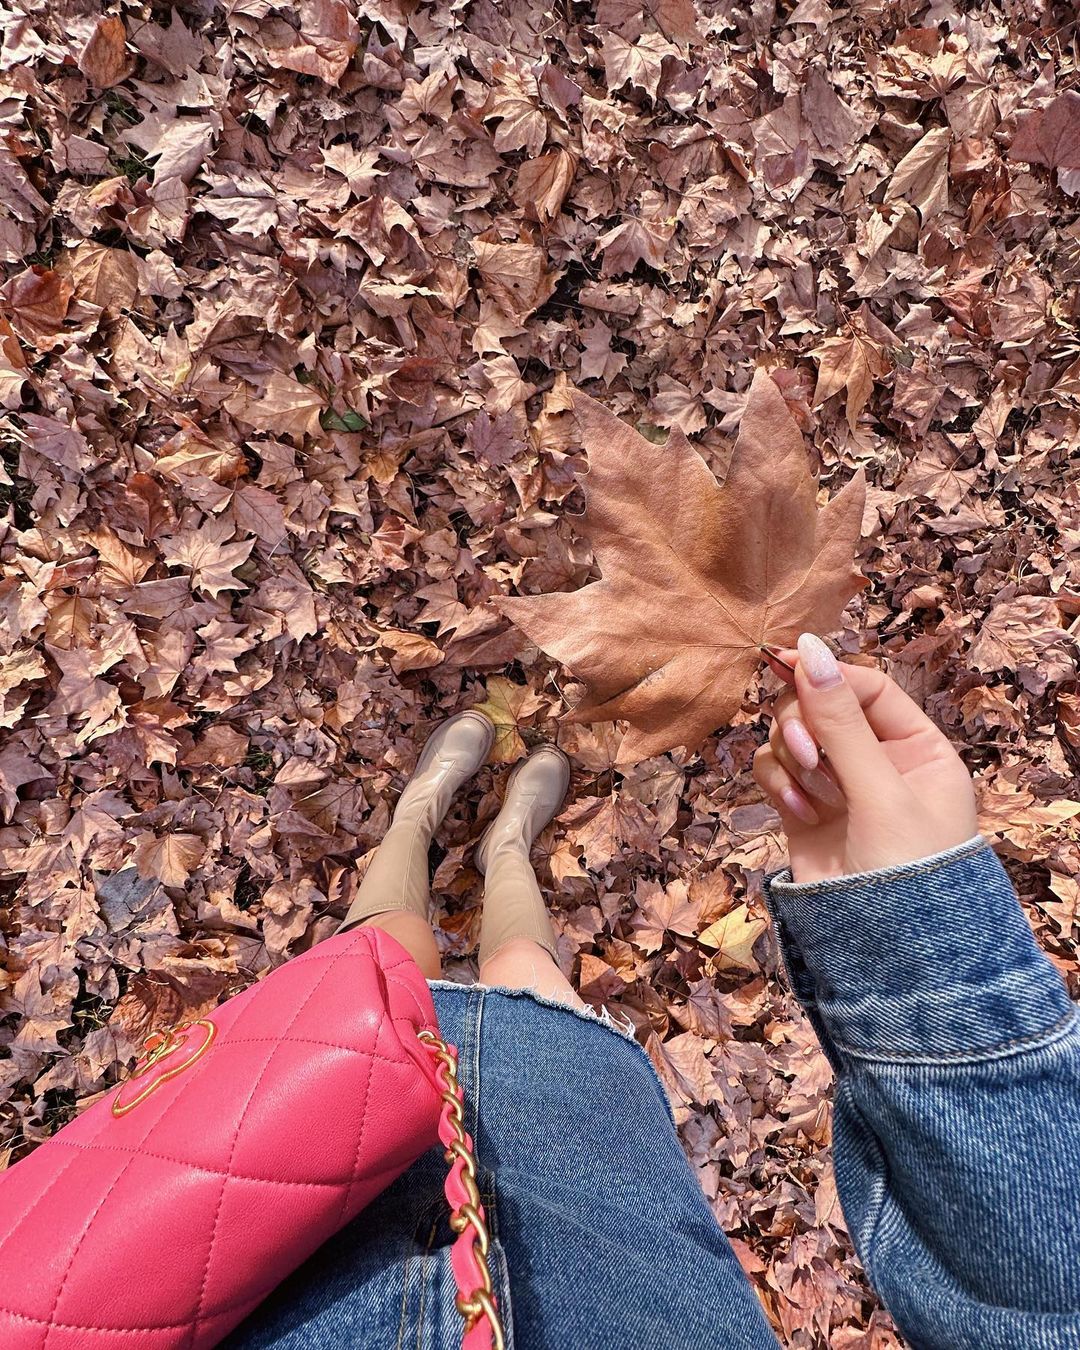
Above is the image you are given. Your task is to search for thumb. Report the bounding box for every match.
[794,634,899,799]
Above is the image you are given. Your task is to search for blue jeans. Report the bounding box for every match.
[225,982,776,1348]
[229,840,1080,1348]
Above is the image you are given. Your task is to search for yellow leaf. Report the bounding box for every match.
[698,904,768,971]
[471,675,547,763]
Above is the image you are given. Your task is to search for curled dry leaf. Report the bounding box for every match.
[513,149,579,224]
[375,628,444,675]
[884,125,951,220]
[0,314,28,407]
[497,369,866,762]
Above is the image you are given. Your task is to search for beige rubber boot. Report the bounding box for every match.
[339,711,495,933]
[475,745,572,966]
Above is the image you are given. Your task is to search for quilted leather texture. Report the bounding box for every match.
[0,926,442,1349]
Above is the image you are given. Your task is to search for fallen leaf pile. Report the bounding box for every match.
[1,4,1078,1345]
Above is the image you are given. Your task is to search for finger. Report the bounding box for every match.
[774,643,939,745]
[768,716,847,811]
[771,691,819,770]
[753,746,820,826]
[794,634,902,799]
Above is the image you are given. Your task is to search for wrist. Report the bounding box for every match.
[791,825,978,885]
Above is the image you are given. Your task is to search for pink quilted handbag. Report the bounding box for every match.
[0,926,503,1349]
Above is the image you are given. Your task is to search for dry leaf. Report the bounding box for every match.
[811,316,893,432]
[698,904,768,971]
[110,967,231,1043]
[497,370,865,761]
[78,15,131,88]
[630,879,700,953]
[1009,92,1080,171]
[154,426,247,484]
[486,62,547,157]
[162,522,255,598]
[260,0,360,84]
[596,216,675,276]
[884,126,950,220]
[513,149,578,224]
[376,628,444,675]
[968,597,1067,673]
[8,970,72,1052]
[69,242,139,314]
[471,676,548,762]
[180,724,249,768]
[473,240,557,322]
[0,266,73,350]
[131,830,206,887]
[224,371,324,439]
[602,32,671,99]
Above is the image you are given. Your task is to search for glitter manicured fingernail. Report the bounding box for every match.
[782,718,819,770]
[797,633,843,689]
[780,785,819,825]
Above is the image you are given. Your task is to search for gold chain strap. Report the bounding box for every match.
[418,1030,506,1350]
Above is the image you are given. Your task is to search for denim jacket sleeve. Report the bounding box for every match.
[764,836,1080,1350]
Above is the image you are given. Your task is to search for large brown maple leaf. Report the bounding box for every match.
[496,368,866,762]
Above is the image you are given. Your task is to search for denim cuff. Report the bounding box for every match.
[765,837,1076,1063]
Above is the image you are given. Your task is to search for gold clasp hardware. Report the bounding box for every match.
[139,1029,184,1072]
[111,1019,216,1117]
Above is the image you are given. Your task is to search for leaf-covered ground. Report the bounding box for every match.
[2,2,1079,1344]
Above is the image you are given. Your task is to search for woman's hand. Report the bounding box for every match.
[753,634,979,885]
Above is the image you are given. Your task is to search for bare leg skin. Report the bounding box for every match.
[362,910,442,981]
[478,937,586,1012]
